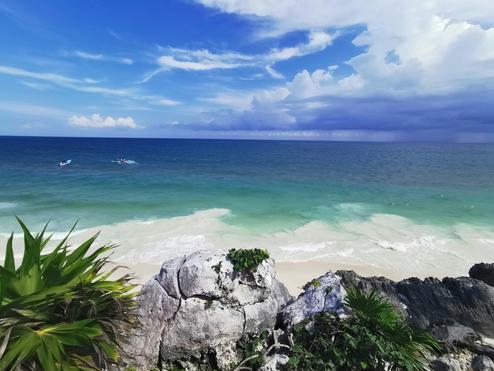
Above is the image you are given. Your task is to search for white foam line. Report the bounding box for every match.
[1,209,493,282]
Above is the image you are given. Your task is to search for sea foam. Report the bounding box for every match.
[1,208,494,284]
[0,202,17,209]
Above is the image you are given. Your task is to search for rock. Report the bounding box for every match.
[470,263,494,287]
[281,272,346,327]
[430,356,462,371]
[122,250,291,370]
[472,355,494,371]
[468,343,494,364]
[259,354,290,371]
[431,322,481,348]
[119,278,180,369]
[155,255,186,299]
[429,322,494,361]
[336,270,494,337]
[122,258,494,370]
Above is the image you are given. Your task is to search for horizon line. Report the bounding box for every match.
[0,134,491,145]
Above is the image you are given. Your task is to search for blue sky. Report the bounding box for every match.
[0,0,493,141]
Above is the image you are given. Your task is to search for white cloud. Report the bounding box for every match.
[144,31,333,80]
[201,86,290,110]
[158,48,250,71]
[265,31,332,62]
[0,101,71,118]
[151,98,181,106]
[184,0,494,139]
[158,55,236,71]
[194,0,494,97]
[195,0,494,33]
[0,65,79,85]
[0,65,131,96]
[73,51,103,60]
[68,114,138,129]
[120,58,134,65]
[67,50,134,65]
[1,65,183,111]
[21,81,53,91]
[265,65,284,79]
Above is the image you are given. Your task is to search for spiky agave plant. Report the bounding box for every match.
[287,287,441,370]
[343,288,441,370]
[0,219,137,371]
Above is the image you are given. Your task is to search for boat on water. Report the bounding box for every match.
[113,158,136,165]
[57,159,72,167]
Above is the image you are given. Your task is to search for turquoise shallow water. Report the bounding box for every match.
[0,136,494,233]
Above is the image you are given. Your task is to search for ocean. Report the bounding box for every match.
[1,136,494,280]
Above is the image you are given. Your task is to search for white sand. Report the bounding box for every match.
[2,208,494,296]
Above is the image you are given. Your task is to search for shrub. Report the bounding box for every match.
[0,219,137,370]
[227,248,270,273]
[303,279,321,290]
[234,330,270,370]
[286,287,441,371]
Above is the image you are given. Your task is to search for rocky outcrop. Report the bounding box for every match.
[121,250,291,370]
[470,263,494,287]
[279,267,494,370]
[281,272,346,328]
[122,257,494,370]
[336,270,494,338]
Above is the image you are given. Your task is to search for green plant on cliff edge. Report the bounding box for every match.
[285,287,441,371]
[0,219,137,370]
[227,248,269,273]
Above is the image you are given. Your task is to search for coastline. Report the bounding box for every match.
[2,211,494,295]
[124,259,477,296]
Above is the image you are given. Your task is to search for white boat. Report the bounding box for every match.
[57,159,72,167]
[113,158,136,165]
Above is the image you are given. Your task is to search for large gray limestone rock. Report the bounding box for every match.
[122,250,291,370]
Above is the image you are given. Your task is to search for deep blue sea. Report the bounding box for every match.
[1,136,494,233]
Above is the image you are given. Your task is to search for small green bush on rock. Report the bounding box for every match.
[285,287,441,371]
[227,248,269,273]
[303,279,321,290]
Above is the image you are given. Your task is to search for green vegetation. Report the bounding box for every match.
[234,330,270,370]
[0,219,136,371]
[227,248,269,273]
[303,278,321,289]
[285,288,440,371]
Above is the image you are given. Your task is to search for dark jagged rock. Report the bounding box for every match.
[431,322,481,348]
[472,355,494,371]
[429,356,462,371]
[336,270,494,338]
[470,263,494,287]
[429,322,494,362]
[284,265,494,366]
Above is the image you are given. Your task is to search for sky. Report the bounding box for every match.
[0,0,493,142]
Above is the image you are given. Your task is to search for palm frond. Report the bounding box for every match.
[0,219,137,371]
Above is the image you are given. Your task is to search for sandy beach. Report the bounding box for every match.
[3,210,494,296]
